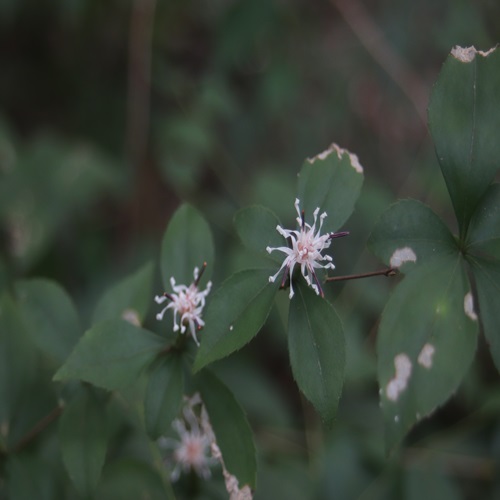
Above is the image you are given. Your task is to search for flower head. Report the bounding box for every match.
[159,394,254,498]
[158,394,216,481]
[155,263,212,345]
[266,198,348,299]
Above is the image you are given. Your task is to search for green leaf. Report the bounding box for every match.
[0,136,120,271]
[54,320,165,391]
[287,280,345,423]
[377,257,478,451]
[428,46,500,234]
[234,205,284,263]
[93,262,154,326]
[0,293,38,427]
[196,370,256,489]
[96,459,173,500]
[368,199,458,272]
[194,269,279,372]
[15,279,82,365]
[297,143,364,233]
[59,388,108,497]
[470,257,500,372]
[467,183,500,259]
[160,204,214,288]
[144,354,184,439]
[6,453,58,500]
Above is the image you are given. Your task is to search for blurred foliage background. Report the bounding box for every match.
[1,0,500,498]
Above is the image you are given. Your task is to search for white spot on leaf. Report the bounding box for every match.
[348,152,363,174]
[122,308,141,326]
[394,415,400,423]
[307,142,363,173]
[229,325,234,331]
[386,380,401,401]
[417,343,435,369]
[395,353,412,378]
[389,247,417,268]
[385,353,412,402]
[451,45,496,63]
[308,145,334,162]
[451,46,477,62]
[464,292,478,321]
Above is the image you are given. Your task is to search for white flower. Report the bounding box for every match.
[266,198,347,299]
[158,394,216,481]
[159,394,254,499]
[155,264,212,345]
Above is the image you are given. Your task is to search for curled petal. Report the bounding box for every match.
[155,295,168,304]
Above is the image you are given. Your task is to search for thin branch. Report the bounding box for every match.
[11,405,64,453]
[331,0,428,124]
[126,0,157,169]
[330,231,350,240]
[326,267,398,282]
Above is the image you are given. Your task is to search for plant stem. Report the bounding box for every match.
[11,405,64,453]
[126,0,156,169]
[332,0,428,124]
[326,267,398,282]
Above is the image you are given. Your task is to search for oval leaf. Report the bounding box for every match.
[368,199,458,273]
[93,262,154,326]
[378,257,478,451]
[470,257,500,372]
[0,293,38,428]
[467,183,500,259]
[196,370,256,489]
[54,320,165,391]
[160,204,214,288]
[144,354,184,439]
[428,46,500,233]
[15,279,82,364]
[194,269,280,372]
[288,280,345,424]
[297,143,364,233]
[234,205,284,263]
[59,388,108,497]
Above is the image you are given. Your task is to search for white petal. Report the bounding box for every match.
[191,327,200,346]
[155,295,167,304]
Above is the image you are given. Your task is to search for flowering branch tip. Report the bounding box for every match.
[266,199,347,299]
[155,264,212,345]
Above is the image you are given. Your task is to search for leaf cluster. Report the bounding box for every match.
[369,46,500,450]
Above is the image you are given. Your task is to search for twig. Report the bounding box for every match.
[126,0,157,169]
[331,0,428,124]
[326,267,398,282]
[11,405,64,453]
